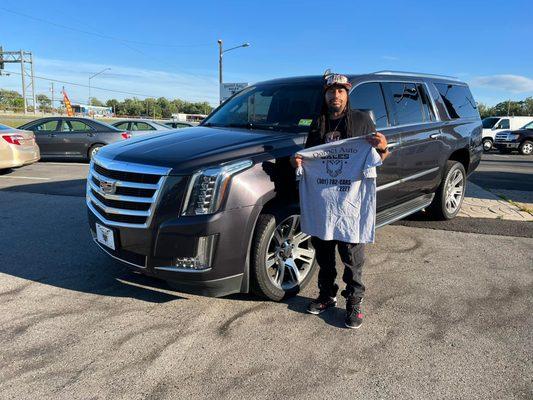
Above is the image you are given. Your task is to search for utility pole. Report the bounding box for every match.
[20,50,27,113]
[218,39,223,88]
[0,47,37,114]
[217,39,250,104]
[50,82,55,114]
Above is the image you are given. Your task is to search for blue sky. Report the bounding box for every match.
[1,0,532,106]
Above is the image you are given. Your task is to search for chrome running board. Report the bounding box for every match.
[376,193,435,228]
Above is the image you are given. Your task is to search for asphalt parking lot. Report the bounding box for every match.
[0,155,532,399]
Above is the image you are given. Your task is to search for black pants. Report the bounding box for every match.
[311,237,365,299]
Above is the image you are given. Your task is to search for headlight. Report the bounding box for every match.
[181,159,253,216]
[509,134,520,140]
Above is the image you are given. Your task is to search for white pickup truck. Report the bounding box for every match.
[482,116,533,151]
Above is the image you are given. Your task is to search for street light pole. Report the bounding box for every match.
[88,67,111,109]
[218,39,223,87]
[217,40,250,103]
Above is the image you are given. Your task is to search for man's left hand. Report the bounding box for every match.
[366,132,388,151]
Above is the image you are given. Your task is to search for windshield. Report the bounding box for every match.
[203,83,323,133]
[482,117,500,129]
[521,121,533,129]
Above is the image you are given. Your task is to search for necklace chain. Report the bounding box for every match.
[328,115,343,134]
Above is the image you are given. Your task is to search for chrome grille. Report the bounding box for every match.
[86,158,171,228]
[495,132,510,142]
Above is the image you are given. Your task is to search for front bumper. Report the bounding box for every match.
[493,141,520,149]
[88,204,260,297]
[0,145,40,169]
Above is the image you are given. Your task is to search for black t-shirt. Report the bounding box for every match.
[305,109,376,148]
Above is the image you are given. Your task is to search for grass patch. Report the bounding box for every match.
[494,193,533,215]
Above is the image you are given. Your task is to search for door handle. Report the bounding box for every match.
[387,141,399,149]
[48,133,56,137]
[430,133,443,139]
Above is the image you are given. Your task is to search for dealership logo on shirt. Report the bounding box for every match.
[311,146,359,179]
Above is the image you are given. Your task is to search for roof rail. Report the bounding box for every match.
[373,70,459,81]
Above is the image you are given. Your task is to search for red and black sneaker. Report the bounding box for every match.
[345,296,363,329]
[307,294,337,315]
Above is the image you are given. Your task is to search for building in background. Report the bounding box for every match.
[171,113,207,122]
[71,103,113,117]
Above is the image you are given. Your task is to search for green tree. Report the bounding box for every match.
[37,94,52,112]
[123,97,144,116]
[0,89,24,111]
[143,98,162,118]
[106,99,120,115]
[476,102,493,119]
[521,97,533,116]
[157,97,177,118]
[89,97,104,107]
[492,100,523,116]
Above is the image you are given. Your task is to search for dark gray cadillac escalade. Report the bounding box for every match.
[86,71,482,300]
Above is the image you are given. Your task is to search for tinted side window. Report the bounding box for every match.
[114,122,129,130]
[60,121,72,132]
[434,83,479,119]
[349,82,389,129]
[133,122,155,131]
[498,119,510,129]
[70,120,93,131]
[34,120,59,131]
[383,82,424,126]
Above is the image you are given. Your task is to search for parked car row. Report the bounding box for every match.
[493,120,533,155]
[481,116,533,153]
[0,117,195,168]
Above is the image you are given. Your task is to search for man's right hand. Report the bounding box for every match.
[291,155,302,168]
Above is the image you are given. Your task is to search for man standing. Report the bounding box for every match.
[293,74,389,329]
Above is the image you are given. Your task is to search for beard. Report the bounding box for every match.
[327,102,345,114]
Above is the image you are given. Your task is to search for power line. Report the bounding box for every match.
[0,6,212,49]
[4,69,161,98]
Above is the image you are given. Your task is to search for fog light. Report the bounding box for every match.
[175,235,217,270]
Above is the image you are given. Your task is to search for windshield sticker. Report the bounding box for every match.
[298,119,312,126]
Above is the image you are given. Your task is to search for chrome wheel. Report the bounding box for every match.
[265,215,314,290]
[90,145,102,159]
[482,139,492,151]
[444,169,465,214]
[521,142,533,155]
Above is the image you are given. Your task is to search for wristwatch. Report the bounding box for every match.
[376,147,388,154]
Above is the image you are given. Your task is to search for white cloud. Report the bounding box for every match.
[470,74,533,93]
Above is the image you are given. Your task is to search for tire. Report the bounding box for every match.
[519,140,533,156]
[88,144,103,160]
[482,138,493,152]
[427,160,466,220]
[250,211,317,301]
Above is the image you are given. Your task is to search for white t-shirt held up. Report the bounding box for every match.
[296,137,382,243]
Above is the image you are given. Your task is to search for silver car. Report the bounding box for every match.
[112,119,172,137]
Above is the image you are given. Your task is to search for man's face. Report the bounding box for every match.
[325,86,348,113]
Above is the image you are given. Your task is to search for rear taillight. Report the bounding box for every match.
[2,134,24,145]
[121,132,131,139]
